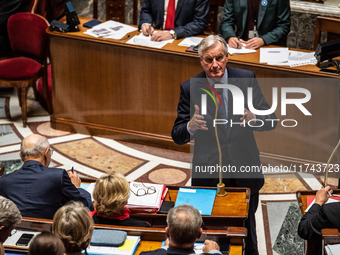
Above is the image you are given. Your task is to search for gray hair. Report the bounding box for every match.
[0,196,22,229]
[20,136,50,159]
[198,35,228,57]
[166,204,202,245]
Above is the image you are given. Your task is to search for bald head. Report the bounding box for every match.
[20,134,50,163]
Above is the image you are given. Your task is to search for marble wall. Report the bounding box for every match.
[71,0,340,50]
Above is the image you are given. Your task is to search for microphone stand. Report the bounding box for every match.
[215,100,227,197]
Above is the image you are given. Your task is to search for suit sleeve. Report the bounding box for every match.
[139,0,154,28]
[60,170,94,211]
[174,0,209,38]
[219,0,237,40]
[260,0,291,45]
[298,204,332,240]
[171,82,192,145]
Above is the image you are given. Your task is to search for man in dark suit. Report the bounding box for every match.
[139,0,209,41]
[0,134,93,219]
[220,0,290,49]
[298,186,339,255]
[171,35,277,255]
[140,204,221,255]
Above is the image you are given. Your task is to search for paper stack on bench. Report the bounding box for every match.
[127,182,167,213]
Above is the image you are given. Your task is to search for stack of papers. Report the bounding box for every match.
[87,235,140,255]
[174,188,216,215]
[227,43,256,55]
[127,182,168,213]
[126,32,174,49]
[84,20,137,40]
[178,36,203,47]
[305,195,340,212]
[260,48,317,67]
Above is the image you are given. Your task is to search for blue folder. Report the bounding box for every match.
[174,188,216,215]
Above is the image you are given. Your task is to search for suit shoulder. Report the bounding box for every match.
[181,72,206,89]
[140,249,166,255]
[227,67,255,78]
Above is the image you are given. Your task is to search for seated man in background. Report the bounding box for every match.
[91,171,150,227]
[139,0,209,41]
[0,196,22,255]
[298,185,338,255]
[220,0,290,49]
[140,204,221,255]
[52,201,93,255]
[28,231,65,255]
[0,134,93,219]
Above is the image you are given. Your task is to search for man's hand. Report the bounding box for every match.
[244,37,265,49]
[227,37,242,49]
[188,105,208,132]
[203,240,220,253]
[67,169,81,187]
[151,31,173,41]
[141,24,154,36]
[240,108,255,126]
[315,186,332,206]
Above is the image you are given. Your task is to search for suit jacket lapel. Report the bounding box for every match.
[257,0,269,29]
[241,0,248,36]
[175,0,184,22]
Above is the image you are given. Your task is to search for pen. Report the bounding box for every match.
[148,25,152,37]
[71,167,74,174]
[321,182,332,197]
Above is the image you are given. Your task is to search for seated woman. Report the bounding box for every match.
[0,196,22,255]
[91,172,150,227]
[29,231,65,255]
[52,201,93,255]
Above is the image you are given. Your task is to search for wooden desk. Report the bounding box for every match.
[48,17,340,166]
[131,186,250,228]
[322,229,340,255]
[296,189,340,215]
[4,218,246,255]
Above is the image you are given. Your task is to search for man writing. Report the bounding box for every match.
[0,134,93,219]
[140,204,221,255]
[171,35,277,255]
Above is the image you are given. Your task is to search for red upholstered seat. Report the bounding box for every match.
[0,57,41,80]
[0,12,52,127]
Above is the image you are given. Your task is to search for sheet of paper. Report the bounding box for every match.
[80,182,95,202]
[127,182,165,208]
[178,36,203,47]
[126,32,174,48]
[84,20,137,39]
[288,50,317,67]
[227,43,256,55]
[260,47,289,64]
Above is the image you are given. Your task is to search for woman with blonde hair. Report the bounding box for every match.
[52,201,93,255]
[91,172,150,227]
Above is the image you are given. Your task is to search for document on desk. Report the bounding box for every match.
[178,36,203,47]
[3,229,39,247]
[305,196,340,212]
[87,235,140,255]
[326,243,340,255]
[84,20,137,39]
[126,32,174,48]
[260,47,289,64]
[227,43,256,55]
[174,188,216,215]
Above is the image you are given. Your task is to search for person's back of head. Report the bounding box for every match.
[52,201,94,254]
[28,231,65,255]
[93,171,129,216]
[20,134,51,166]
[0,196,22,243]
[166,204,203,247]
